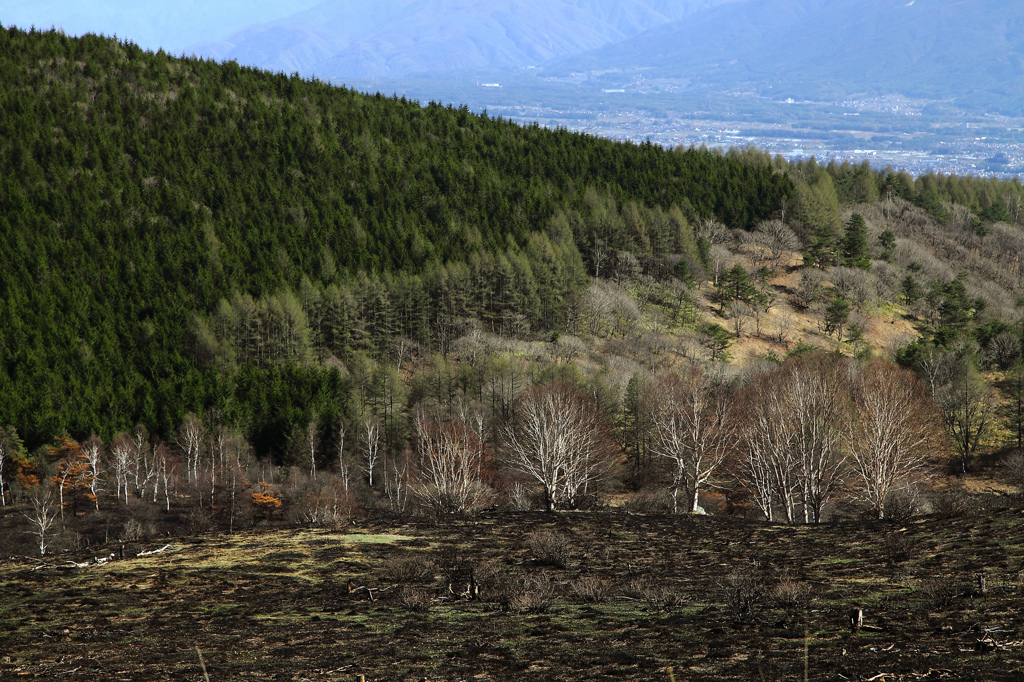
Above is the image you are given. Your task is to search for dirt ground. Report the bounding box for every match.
[3,510,1024,681]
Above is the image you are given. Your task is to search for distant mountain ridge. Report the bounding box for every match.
[549,0,1024,112]
[0,0,324,53]
[186,0,727,77]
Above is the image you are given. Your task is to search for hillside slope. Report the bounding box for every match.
[0,27,788,448]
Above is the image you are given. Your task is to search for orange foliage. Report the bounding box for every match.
[48,436,95,515]
[251,482,282,518]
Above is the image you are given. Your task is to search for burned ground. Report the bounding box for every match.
[3,511,1024,680]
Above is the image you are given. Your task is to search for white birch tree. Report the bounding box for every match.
[362,418,381,487]
[24,485,59,555]
[414,411,485,513]
[652,368,737,514]
[503,383,615,511]
[175,413,204,482]
[847,360,940,518]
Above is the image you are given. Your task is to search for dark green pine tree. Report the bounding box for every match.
[901,274,920,306]
[841,213,871,269]
[715,263,759,314]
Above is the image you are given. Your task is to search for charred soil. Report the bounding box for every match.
[3,511,1024,680]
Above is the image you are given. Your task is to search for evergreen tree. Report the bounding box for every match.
[841,213,871,269]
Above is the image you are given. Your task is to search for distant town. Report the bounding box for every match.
[483,93,1024,178]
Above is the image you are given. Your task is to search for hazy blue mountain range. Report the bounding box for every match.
[4,0,1023,113]
[186,0,726,77]
[0,0,323,53]
[550,0,1024,112]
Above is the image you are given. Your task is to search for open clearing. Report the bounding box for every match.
[3,511,1024,680]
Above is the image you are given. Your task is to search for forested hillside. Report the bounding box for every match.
[3,28,1024,548]
[0,26,788,450]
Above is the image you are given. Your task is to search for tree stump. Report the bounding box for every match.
[848,608,863,633]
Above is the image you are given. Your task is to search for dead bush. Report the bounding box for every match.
[919,577,961,608]
[122,498,158,541]
[507,482,539,511]
[186,506,214,534]
[494,571,556,613]
[436,546,476,587]
[621,489,674,515]
[883,531,919,564]
[933,482,973,518]
[287,480,353,528]
[396,586,432,613]
[382,554,436,583]
[120,517,147,543]
[570,576,610,604]
[622,578,688,610]
[527,529,572,569]
[770,574,815,609]
[882,487,923,524]
[51,528,85,553]
[720,561,768,621]
[1003,452,1024,495]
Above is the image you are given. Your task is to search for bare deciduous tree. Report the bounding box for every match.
[727,301,752,338]
[109,434,133,503]
[754,219,800,274]
[414,412,485,514]
[789,358,847,523]
[82,434,103,510]
[175,413,204,483]
[304,420,319,480]
[938,357,994,473]
[24,484,59,555]
[337,417,350,493]
[847,361,942,518]
[362,418,381,487]
[383,454,411,515]
[130,426,157,501]
[652,368,737,514]
[741,354,849,523]
[502,383,616,511]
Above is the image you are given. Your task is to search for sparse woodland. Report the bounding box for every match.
[2,27,1024,557]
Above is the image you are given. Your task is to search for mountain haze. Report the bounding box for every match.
[0,0,323,53]
[187,0,727,77]
[550,0,1024,112]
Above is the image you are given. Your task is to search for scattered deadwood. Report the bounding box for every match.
[137,544,174,557]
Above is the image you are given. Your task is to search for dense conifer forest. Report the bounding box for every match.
[0,26,791,451]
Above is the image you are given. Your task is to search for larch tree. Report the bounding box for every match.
[48,436,94,519]
[939,356,994,473]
